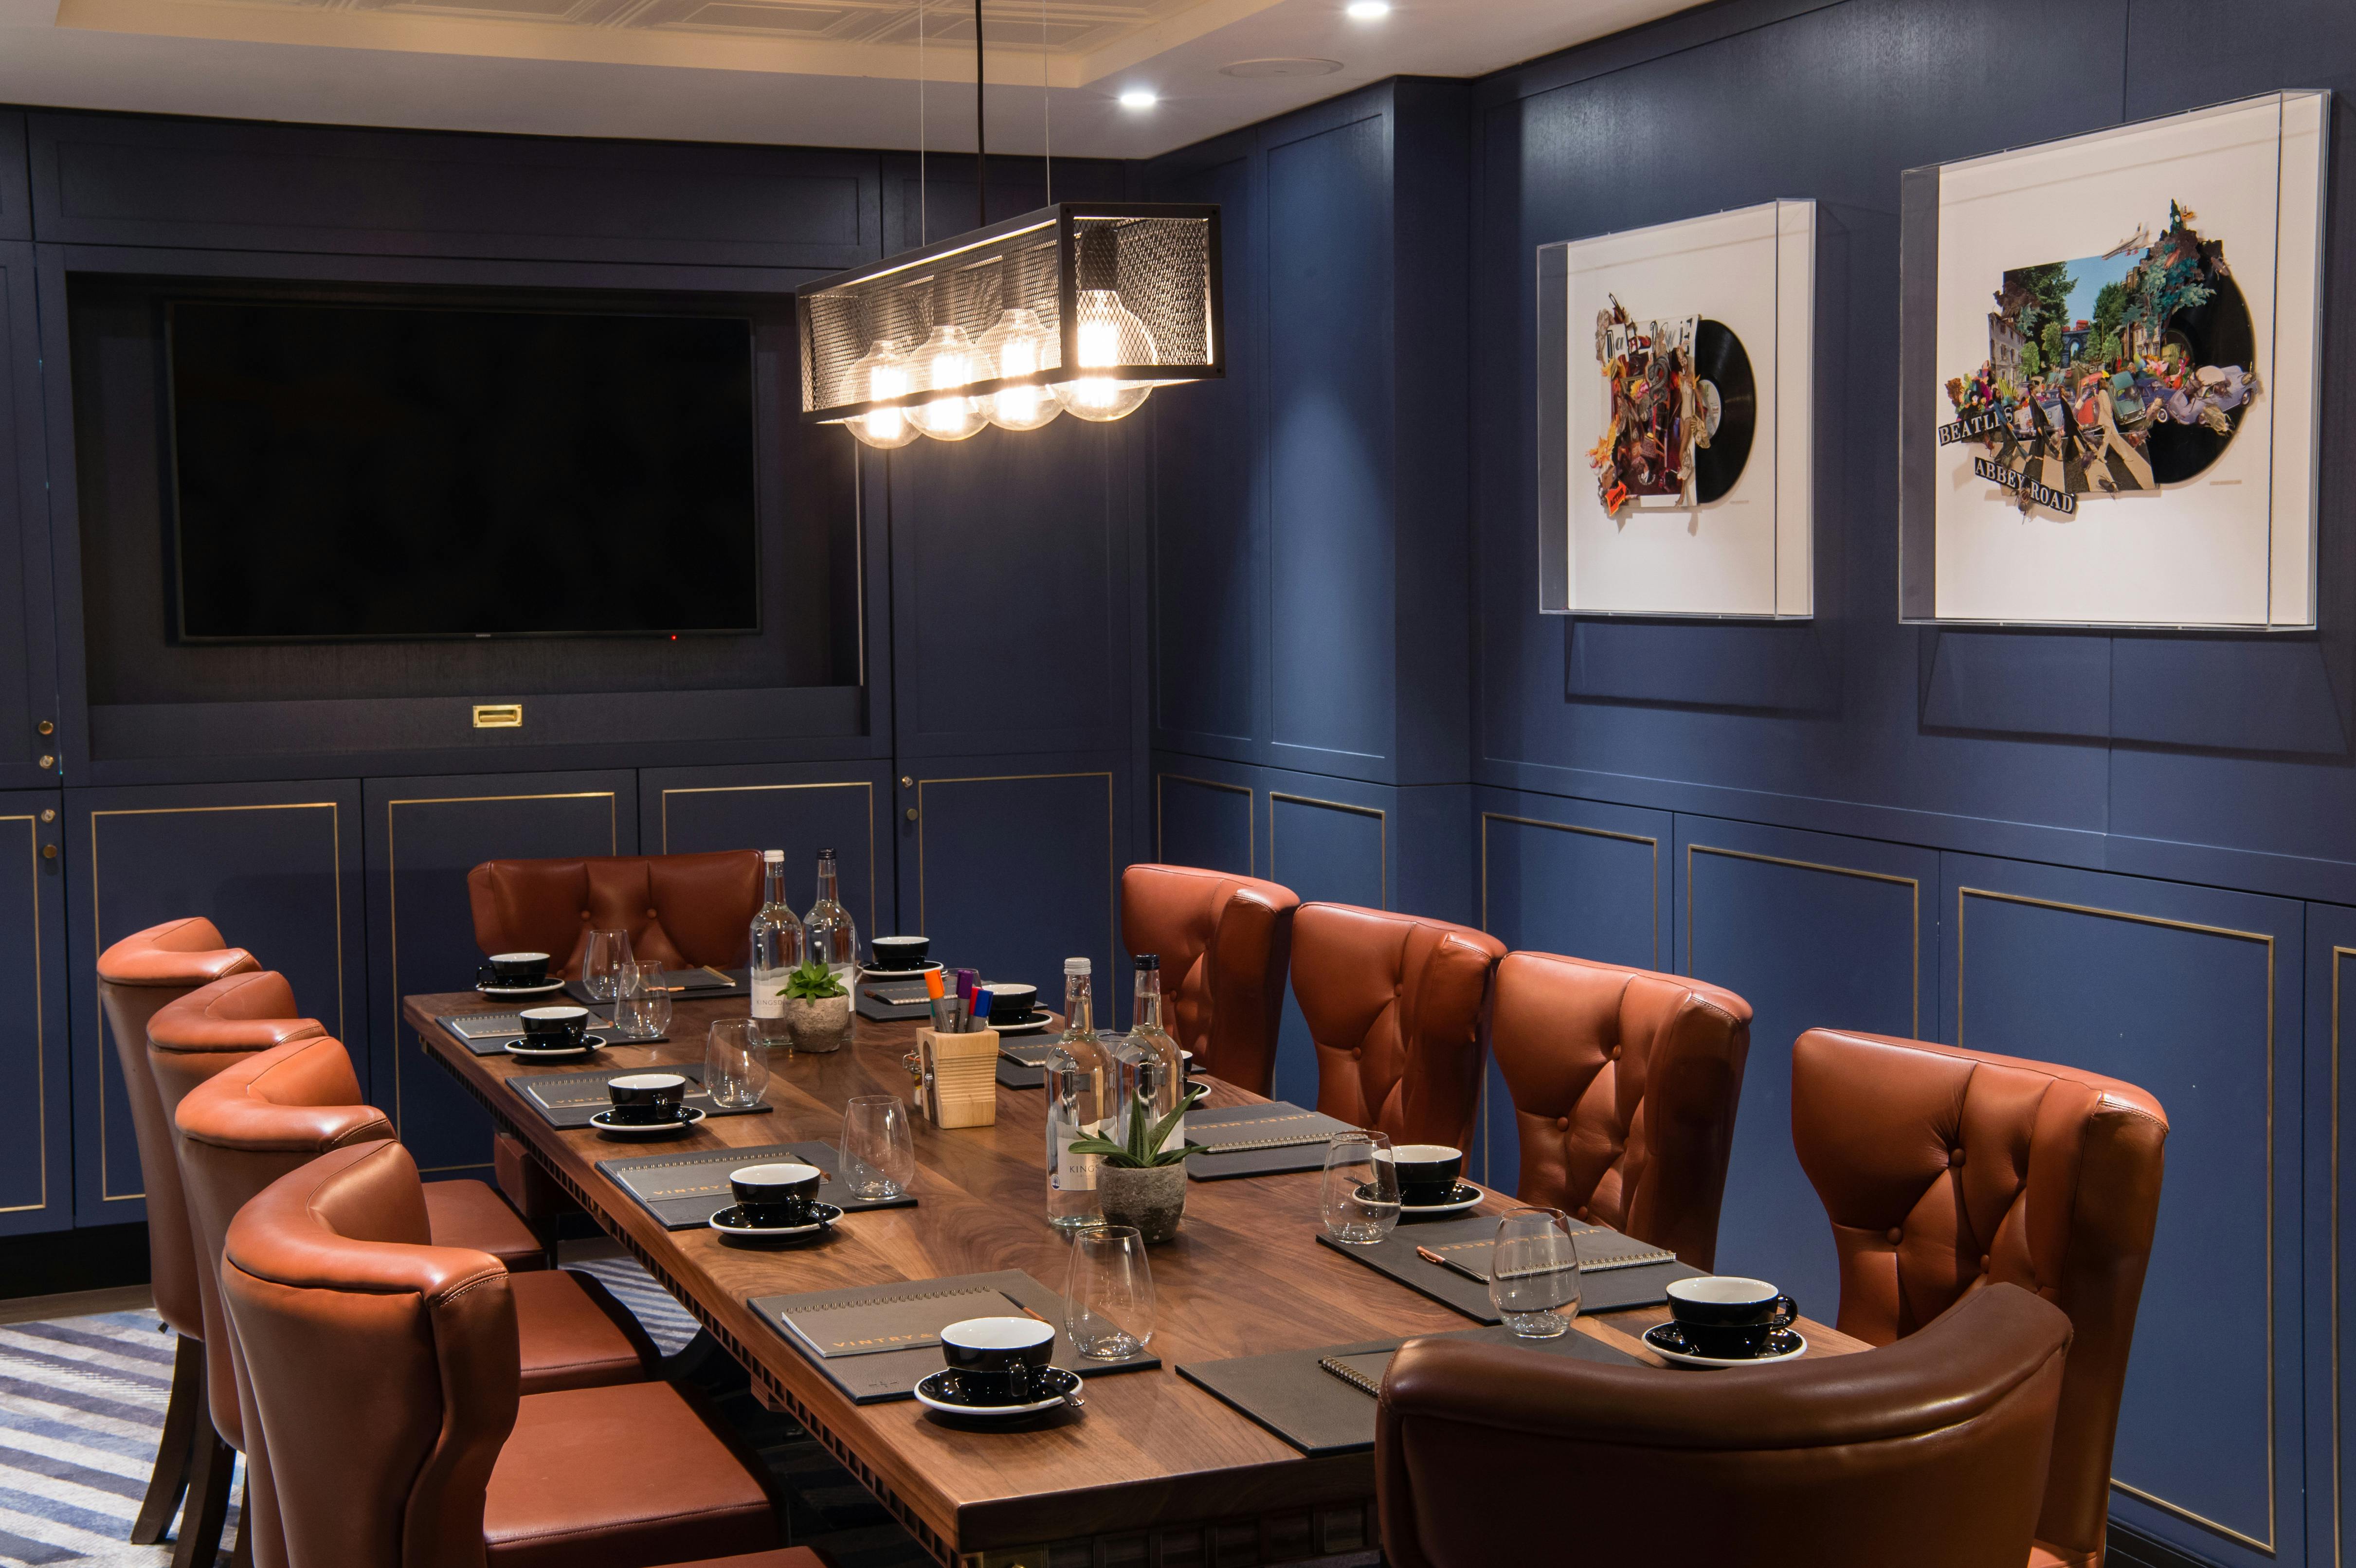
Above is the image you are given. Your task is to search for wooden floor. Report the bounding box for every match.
[0,1284,156,1326]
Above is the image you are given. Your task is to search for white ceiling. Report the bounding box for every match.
[0,0,1696,161]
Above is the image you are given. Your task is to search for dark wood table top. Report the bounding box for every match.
[407,989,1863,1563]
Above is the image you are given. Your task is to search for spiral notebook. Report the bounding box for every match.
[1316,1212,1703,1322]
[507,1063,771,1130]
[439,1010,624,1054]
[1184,1103,1359,1180]
[594,1140,918,1230]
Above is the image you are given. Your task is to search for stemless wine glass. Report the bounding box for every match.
[1063,1225,1155,1360]
[704,1018,769,1110]
[840,1095,915,1200]
[582,929,635,1004]
[613,959,672,1052]
[1489,1207,1582,1338]
[1319,1131,1400,1244]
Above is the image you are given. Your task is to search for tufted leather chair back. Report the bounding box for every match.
[1792,1028,2168,1568]
[1377,1282,2072,1568]
[1290,904,1503,1150]
[1119,864,1300,1094]
[222,1139,515,1568]
[467,851,762,977]
[94,917,260,1340]
[1489,952,1751,1268]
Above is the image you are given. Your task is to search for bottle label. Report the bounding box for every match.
[752,971,788,1020]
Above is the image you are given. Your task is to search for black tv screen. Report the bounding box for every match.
[165,299,760,641]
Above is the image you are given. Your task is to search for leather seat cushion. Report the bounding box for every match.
[485,1381,780,1568]
[511,1270,657,1395]
[423,1179,546,1272]
[496,1129,577,1224]
[2029,1543,2089,1568]
[690,1555,832,1568]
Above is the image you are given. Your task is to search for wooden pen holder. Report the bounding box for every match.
[918,1027,999,1129]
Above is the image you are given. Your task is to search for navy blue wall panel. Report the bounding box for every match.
[0,112,25,243]
[1266,770,1393,1118]
[0,791,68,1237]
[65,780,363,1224]
[1151,763,1255,878]
[641,762,893,945]
[2308,903,2356,1568]
[1941,855,2299,1565]
[362,771,634,1176]
[1673,815,1936,1320]
[0,239,54,792]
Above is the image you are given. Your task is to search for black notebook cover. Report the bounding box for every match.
[439,1010,625,1056]
[594,1140,918,1230]
[507,1063,772,1129]
[748,1269,1160,1404]
[565,967,746,1005]
[1184,1103,1359,1180]
[1177,1323,1638,1457]
[1315,1213,1704,1323]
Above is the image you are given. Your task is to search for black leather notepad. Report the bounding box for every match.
[1184,1102,1359,1181]
[594,1140,917,1230]
[507,1063,771,1129]
[439,1010,627,1056]
[1177,1323,1638,1457]
[748,1269,1160,1404]
[1315,1213,1704,1322]
[565,968,746,1006]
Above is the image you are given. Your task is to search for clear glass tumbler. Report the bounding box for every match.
[1320,1131,1400,1245]
[582,928,635,1003]
[1489,1207,1582,1338]
[1063,1224,1155,1360]
[841,1094,916,1200]
[613,959,672,1049]
[704,1018,769,1110]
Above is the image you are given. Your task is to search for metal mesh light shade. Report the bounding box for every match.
[797,202,1221,428]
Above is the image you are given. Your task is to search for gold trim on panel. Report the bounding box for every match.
[1958,885,2277,1554]
[0,817,46,1214]
[1685,845,1920,1035]
[384,792,617,1137]
[657,781,879,931]
[1479,811,1660,971]
[1267,791,1387,910]
[913,772,1117,969]
[1153,773,1255,876]
[90,802,345,1203]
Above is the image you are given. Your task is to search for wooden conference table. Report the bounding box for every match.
[408,989,1863,1568]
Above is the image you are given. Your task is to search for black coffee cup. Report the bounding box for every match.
[1666,1276,1798,1358]
[870,936,930,972]
[983,982,1037,1021]
[729,1162,822,1226]
[940,1316,1056,1404]
[1394,1144,1464,1206]
[606,1072,688,1125]
[479,951,551,987]
[518,1005,589,1046]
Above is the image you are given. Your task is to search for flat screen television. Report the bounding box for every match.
[165,299,760,642]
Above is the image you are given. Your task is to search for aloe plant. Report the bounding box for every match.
[783,957,846,1000]
[1068,1084,1209,1169]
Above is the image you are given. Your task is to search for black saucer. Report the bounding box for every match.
[912,1366,1080,1418]
[587,1106,706,1139]
[709,1201,843,1240]
[1643,1321,1806,1367]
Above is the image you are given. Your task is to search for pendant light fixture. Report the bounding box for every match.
[797,2,1222,446]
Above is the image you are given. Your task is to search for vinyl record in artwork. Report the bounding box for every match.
[1693,319,1757,504]
[2145,271,2256,484]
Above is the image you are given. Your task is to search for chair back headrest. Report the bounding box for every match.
[96,917,257,988]
[466,851,762,977]
[1120,864,1300,1095]
[222,1141,515,1568]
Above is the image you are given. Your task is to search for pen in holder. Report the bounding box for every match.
[918,1026,999,1128]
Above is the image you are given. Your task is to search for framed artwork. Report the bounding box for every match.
[1898,90,2329,628]
[1536,198,1816,619]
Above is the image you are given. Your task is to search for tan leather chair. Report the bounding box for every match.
[1488,952,1752,1269]
[1792,1029,2170,1568]
[1119,864,1299,1094]
[93,917,260,1553]
[1289,903,1503,1151]
[1377,1282,2073,1568]
[222,1139,821,1568]
[467,850,763,978]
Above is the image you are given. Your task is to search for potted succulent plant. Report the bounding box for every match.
[782,958,851,1053]
[1068,1084,1208,1244]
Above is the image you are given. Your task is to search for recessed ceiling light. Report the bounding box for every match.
[1345,0,1389,18]
[1218,57,1344,78]
[1118,89,1158,110]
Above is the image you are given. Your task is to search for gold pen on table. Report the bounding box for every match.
[702,966,736,986]
[1415,1245,1489,1285]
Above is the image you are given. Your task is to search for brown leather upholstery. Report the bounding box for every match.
[94,917,260,1340]
[1377,1282,2073,1568]
[1289,903,1503,1150]
[422,1179,551,1274]
[1119,864,1299,1094]
[467,851,762,978]
[1791,1029,2168,1568]
[222,1140,790,1568]
[1488,952,1751,1268]
[494,1128,575,1228]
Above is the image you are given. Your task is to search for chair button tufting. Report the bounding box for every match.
[1886,1227,1903,1245]
[1556,1117,1570,1131]
[645,907,656,917]
[1609,1046,1621,1062]
[1980,1254,1991,1273]
[1949,1148,1965,1167]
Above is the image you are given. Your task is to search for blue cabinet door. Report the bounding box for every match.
[640,761,893,946]
[0,790,67,1234]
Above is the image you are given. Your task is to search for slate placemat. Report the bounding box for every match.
[1185,1102,1360,1181]
[594,1139,919,1231]
[748,1268,1159,1404]
[507,1063,771,1129]
[1315,1213,1704,1323]
[439,1010,633,1055]
[1177,1322,1640,1457]
[565,967,746,1006]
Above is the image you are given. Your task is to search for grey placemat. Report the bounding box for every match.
[509,1063,771,1129]
[593,1139,918,1230]
[748,1268,1159,1404]
[440,1010,632,1055]
[1315,1213,1703,1323]
[1185,1102,1359,1180]
[565,967,746,1006]
[1177,1323,1640,1456]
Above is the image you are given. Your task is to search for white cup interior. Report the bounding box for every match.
[492,952,550,964]
[1667,1276,1778,1306]
[609,1072,687,1091]
[941,1316,1054,1351]
[731,1163,820,1187]
[521,1005,586,1020]
[873,937,926,950]
[1394,1144,1462,1163]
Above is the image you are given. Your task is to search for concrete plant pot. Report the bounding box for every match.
[783,994,851,1053]
[1097,1162,1187,1244]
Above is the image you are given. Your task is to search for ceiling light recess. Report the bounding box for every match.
[1218,57,1344,78]
[1345,0,1390,18]
[1118,89,1159,109]
[798,203,1225,446]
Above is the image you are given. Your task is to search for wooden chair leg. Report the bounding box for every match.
[171,1427,235,1568]
[130,1334,203,1545]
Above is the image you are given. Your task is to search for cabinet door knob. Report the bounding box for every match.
[39,809,55,824]
[36,755,54,771]
[905,807,919,822]
[41,844,58,861]
[900,776,914,789]
[35,720,54,737]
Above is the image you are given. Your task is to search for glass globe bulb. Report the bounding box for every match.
[839,339,919,450]
[911,324,987,441]
[975,308,1061,432]
[1051,288,1157,422]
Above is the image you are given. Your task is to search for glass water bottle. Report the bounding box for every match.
[749,850,804,1048]
[1130,954,1186,1153]
[805,847,860,984]
[1045,957,1113,1232]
